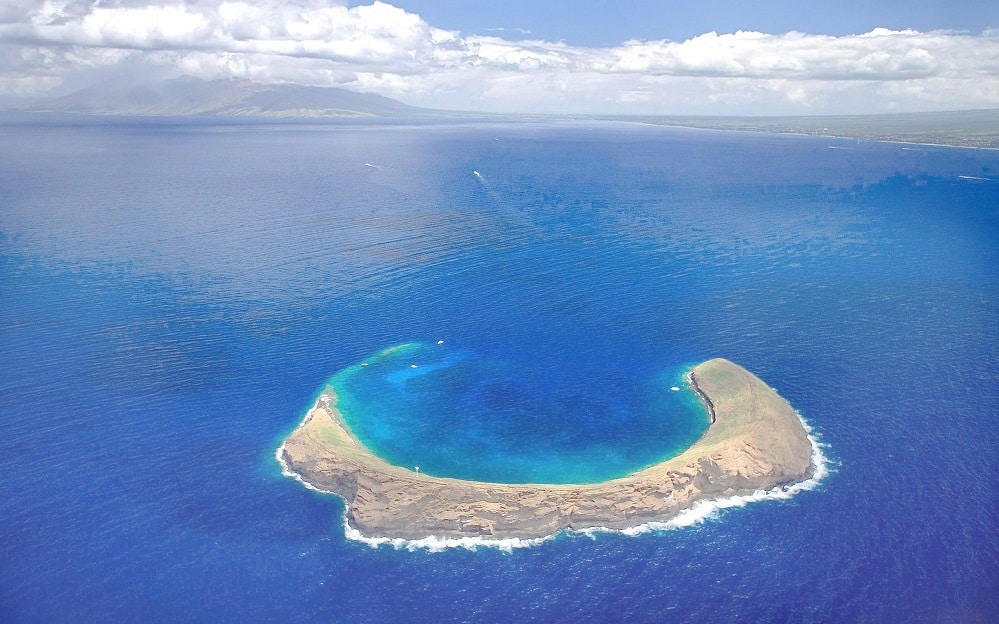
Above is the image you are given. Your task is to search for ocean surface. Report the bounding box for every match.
[1,115,996,622]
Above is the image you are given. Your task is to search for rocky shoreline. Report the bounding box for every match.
[279,358,814,540]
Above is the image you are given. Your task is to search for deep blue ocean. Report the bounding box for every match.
[1,116,996,622]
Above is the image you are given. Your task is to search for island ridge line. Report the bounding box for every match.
[279,358,815,540]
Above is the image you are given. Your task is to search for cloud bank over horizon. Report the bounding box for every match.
[2,0,997,114]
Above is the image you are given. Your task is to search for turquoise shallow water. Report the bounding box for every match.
[331,342,708,483]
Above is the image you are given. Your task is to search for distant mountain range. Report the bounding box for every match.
[5,77,996,148]
[9,76,430,118]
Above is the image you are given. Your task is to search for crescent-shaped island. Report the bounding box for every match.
[279,358,815,541]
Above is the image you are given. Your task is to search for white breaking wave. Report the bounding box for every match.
[276,413,832,553]
[342,523,555,553]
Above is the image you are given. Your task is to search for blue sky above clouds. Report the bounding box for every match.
[1,0,997,114]
[381,0,998,46]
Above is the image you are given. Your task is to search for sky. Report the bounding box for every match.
[1,0,997,115]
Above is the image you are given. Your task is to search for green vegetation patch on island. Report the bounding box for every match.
[279,358,815,540]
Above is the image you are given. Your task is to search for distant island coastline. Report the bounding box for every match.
[278,358,816,541]
[621,109,999,150]
[3,77,995,149]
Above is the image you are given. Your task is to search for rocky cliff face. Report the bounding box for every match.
[281,358,814,540]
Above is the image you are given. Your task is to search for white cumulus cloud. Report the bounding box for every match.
[1,0,997,113]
